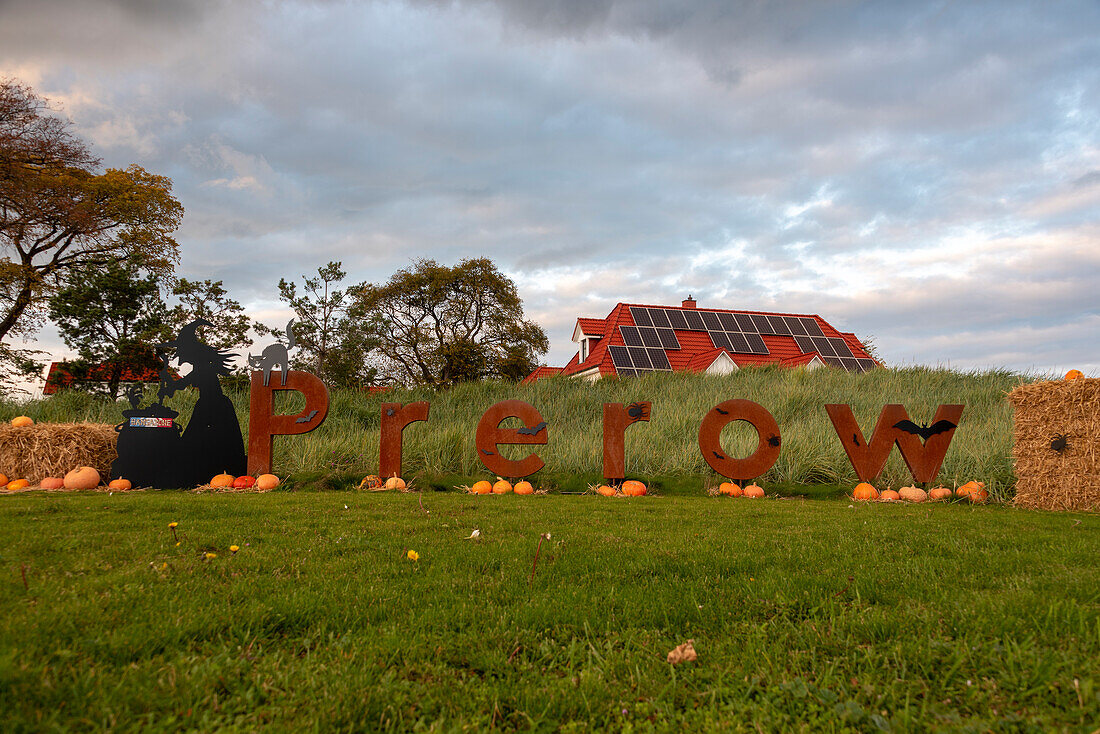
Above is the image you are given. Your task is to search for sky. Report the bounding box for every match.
[1,0,1098,389]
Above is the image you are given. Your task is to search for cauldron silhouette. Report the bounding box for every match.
[111,402,189,488]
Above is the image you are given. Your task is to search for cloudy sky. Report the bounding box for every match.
[2,0,1098,385]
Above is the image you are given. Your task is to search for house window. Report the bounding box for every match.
[580,338,589,362]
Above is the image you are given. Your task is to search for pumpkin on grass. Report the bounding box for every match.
[852,482,879,501]
[40,477,64,490]
[718,482,742,497]
[0,473,8,486]
[108,478,132,491]
[255,474,280,490]
[492,479,513,494]
[879,489,901,502]
[471,480,492,495]
[514,480,534,495]
[929,486,952,501]
[64,466,100,490]
[743,484,765,498]
[6,478,29,491]
[385,476,406,490]
[232,475,256,489]
[210,472,235,488]
[596,484,617,497]
[622,480,647,497]
[358,475,382,490]
[899,485,927,503]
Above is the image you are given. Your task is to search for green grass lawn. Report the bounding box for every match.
[2,490,1097,731]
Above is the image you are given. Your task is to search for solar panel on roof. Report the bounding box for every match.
[684,310,706,330]
[728,332,751,353]
[750,315,774,334]
[665,309,689,330]
[840,357,861,372]
[657,328,680,349]
[630,347,652,369]
[617,368,636,377]
[856,358,877,372]
[829,338,854,358]
[744,333,769,354]
[823,356,844,368]
[793,335,817,354]
[734,313,757,332]
[630,306,652,327]
[640,327,662,348]
[716,312,739,331]
[649,349,671,370]
[800,317,824,337]
[620,326,644,347]
[785,317,808,336]
[701,311,722,331]
[810,337,835,357]
[649,308,671,328]
[710,332,732,351]
[609,345,631,368]
[767,315,791,335]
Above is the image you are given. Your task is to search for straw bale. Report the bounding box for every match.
[0,423,117,484]
[1008,378,1099,511]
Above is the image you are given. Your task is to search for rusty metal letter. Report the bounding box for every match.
[698,399,781,482]
[380,402,430,480]
[475,400,547,478]
[603,401,651,481]
[247,370,329,476]
[825,404,964,484]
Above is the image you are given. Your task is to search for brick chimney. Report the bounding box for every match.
[681,295,697,309]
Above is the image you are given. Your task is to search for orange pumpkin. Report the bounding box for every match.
[965,483,989,503]
[64,466,100,490]
[108,478,132,491]
[596,484,617,497]
[956,481,985,498]
[880,489,901,501]
[718,481,742,496]
[492,479,513,494]
[11,415,33,427]
[255,474,280,490]
[471,480,492,495]
[0,473,8,486]
[1065,369,1083,380]
[6,478,29,491]
[929,487,953,501]
[358,474,382,489]
[899,485,927,503]
[852,482,879,501]
[621,480,647,497]
[40,476,64,490]
[514,480,534,495]
[232,475,256,489]
[743,483,765,498]
[385,476,406,490]
[210,472,235,488]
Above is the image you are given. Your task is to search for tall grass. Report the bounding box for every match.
[1,366,1027,493]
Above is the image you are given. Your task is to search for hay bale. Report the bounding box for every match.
[1008,378,1099,511]
[0,422,117,484]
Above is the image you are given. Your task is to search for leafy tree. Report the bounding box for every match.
[0,79,182,344]
[356,258,548,386]
[167,278,253,353]
[259,261,377,388]
[47,258,170,400]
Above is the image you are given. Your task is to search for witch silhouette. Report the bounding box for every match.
[157,319,247,485]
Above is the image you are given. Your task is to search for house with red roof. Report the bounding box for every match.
[523,297,877,383]
[43,361,166,395]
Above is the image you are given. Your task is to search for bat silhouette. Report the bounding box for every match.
[767,435,780,447]
[852,433,861,447]
[385,408,395,417]
[480,448,495,456]
[295,410,319,424]
[517,421,548,436]
[712,450,726,460]
[893,419,957,440]
[715,407,729,415]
